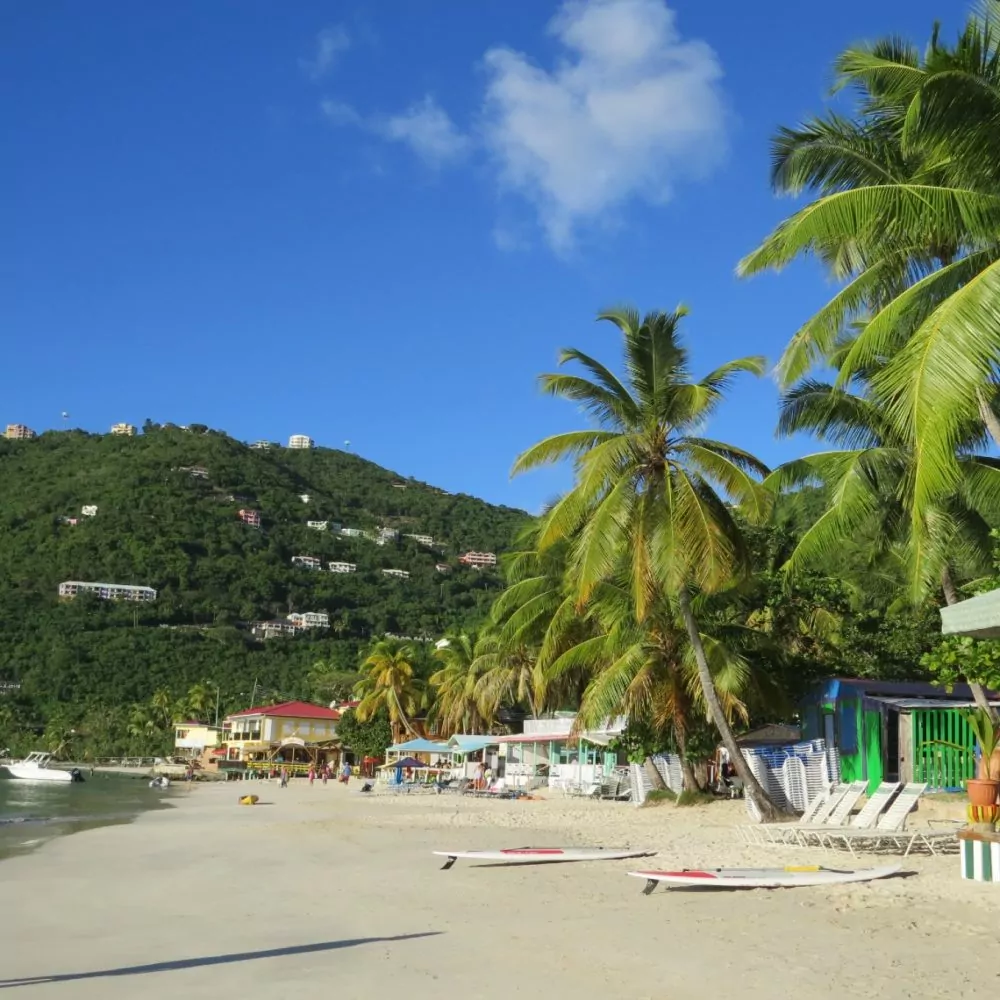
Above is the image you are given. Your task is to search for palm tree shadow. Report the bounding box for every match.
[0,932,441,988]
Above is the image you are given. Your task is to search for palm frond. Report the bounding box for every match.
[877,257,1000,527]
[511,430,619,476]
[738,185,1000,279]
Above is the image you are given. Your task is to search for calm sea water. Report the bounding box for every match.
[0,771,172,859]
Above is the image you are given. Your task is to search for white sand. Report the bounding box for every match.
[0,781,994,999]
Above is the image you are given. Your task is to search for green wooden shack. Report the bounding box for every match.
[800,679,998,791]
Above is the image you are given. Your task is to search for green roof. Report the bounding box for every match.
[940,588,1000,639]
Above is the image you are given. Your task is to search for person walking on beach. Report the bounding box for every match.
[474,761,484,791]
[279,767,289,788]
[340,761,352,784]
[308,765,316,786]
[321,764,329,785]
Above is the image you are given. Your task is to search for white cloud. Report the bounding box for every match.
[374,97,471,168]
[320,95,468,170]
[481,0,727,249]
[320,98,361,126]
[301,25,351,80]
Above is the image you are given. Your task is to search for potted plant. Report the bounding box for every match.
[964,709,1000,808]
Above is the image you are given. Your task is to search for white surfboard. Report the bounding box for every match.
[628,864,901,894]
[435,847,655,870]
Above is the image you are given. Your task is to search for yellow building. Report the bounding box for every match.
[222,700,343,771]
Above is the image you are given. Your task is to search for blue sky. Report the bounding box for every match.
[2,0,961,513]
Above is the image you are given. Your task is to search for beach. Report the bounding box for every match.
[0,774,171,861]
[0,781,993,999]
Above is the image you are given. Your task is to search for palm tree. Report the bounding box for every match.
[512,307,787,819]
[472,632,547,722]
[127,704,160,753]
[184,682,215,722]
[484,531,593,715]
[548,581,766,792]
[769,356,1000,712]
[428,632,489,735]
[149,689,174,730]
[739,7,1000,567]
[354,640,424,742]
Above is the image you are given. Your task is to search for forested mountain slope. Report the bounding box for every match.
[0,425,529,723]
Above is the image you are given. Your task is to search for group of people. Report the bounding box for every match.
[274,761,353,788]
[473,760,494,791]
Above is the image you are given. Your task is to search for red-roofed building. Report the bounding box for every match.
[227,700,343,722]
[238,509,261,528]
[222,700,344,764]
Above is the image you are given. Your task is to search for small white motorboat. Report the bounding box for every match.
[2,752,83,783]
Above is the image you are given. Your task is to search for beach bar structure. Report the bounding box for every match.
[447,735,500,778]
[800,679,1000,792]
[220,700,345,776]
[384,738,455,767]
[493,714,625,790]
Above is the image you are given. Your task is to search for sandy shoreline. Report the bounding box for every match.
[0,781,993,998]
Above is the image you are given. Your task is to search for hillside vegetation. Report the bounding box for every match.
[0,425,528,736]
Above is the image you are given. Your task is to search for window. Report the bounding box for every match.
[557,745,600,766]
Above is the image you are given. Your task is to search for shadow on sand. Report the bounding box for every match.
[0,932,441,988]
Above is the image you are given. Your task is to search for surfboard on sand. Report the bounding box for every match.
[434,848,655,871]
[628,864,902,894]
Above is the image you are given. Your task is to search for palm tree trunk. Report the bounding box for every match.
[941,566,995,719]
[642,756,668,791]
[978,389,1000,450]
[677,586,790,821]
[674,722,699,792]
[391,691,419,738]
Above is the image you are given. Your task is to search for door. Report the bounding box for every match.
[864,711,883,792]
[884,710,900,782]
[823,712,835,749]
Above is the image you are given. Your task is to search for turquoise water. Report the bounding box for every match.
[0,771,172,859]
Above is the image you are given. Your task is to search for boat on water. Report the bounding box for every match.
[2,752,84,783]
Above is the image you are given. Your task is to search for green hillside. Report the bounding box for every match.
[0,425,529,741]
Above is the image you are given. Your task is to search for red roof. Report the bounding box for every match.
[226,700,342,721]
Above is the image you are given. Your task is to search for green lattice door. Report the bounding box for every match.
[913,710,976,790]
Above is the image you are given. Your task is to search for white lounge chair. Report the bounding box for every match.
[826,783,957,856]
[799,781,902,847]
[764,781,869,846]
[741,783,849,846]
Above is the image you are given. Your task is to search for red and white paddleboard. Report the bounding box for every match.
[435,847,654,870]
[629,864,901,893]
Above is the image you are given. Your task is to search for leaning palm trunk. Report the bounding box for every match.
[941,567,995,720]
[977,390,1000,452]
[642,757,668,791]
[677,588,790,821]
